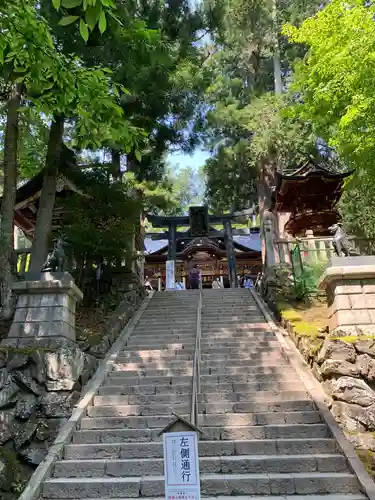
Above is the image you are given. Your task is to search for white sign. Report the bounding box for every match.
[163,431,201,500]
[165,260,175,290]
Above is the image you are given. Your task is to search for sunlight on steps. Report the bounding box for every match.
[41,289,367,500]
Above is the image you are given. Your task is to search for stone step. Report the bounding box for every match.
[112,357,289,373]
[200,371,298,383]
[201,355,286,367]
[73,427,162,443]
[200,424,329,441]
[201,327,271,333]
[200,339,279,345]
[199,380,302,392]
[198,411,322,426]
[93,393,191,406]
[105,374,192,386]
[200,399,314,413]
[98,383,191,395]
[111,367,194,377]
[117,351,193,360]
[121,344,195,351]
[200,364,291,375]
[79,414,190,431]
[53,453,348,478]
[79,410,322,432]
[202,320,265,326]
[202,314,262,320]
[43,472,359,498]
[72,423,329,444]
[42,495,368,500]
[199,343,283,352]
[98,379,301,395]
[200,353,286,362]
[115,355,193,363]
[87,402,190,417]
[105,371,298,385]
[127,336,195,345]
[198,390,309,403]
[111,361,193,371]
[64,438,339,460]
[130,330,195,336]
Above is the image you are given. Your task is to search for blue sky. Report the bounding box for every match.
[167,148,210,170]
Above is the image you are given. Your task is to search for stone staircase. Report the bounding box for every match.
[42,288,366,500]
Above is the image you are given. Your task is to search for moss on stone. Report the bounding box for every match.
[0,448,28,494]
[293,321,320,337]
[357,449,375,477]
[280,308,303,322]
[329,335,375,343]
[0,346,52,355]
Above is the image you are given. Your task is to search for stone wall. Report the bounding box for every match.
[281,314,375,474]
[0,287,144,499]
[326,278,375,335]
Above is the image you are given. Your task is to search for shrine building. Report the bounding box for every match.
[143,206,261,289]
[273,159,352,238]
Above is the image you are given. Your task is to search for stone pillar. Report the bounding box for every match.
[6,272,83,346]
[167,222,177,261]
[264,219,276,267]
[319,256,375,336]
[305,229,317,263]
[223,220,237,288]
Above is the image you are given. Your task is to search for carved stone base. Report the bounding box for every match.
[6,272,83,343]
[320,256,375,336]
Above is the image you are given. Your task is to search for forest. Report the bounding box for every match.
[0,0,374,318]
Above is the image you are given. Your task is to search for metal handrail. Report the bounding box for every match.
[190,287,202,426]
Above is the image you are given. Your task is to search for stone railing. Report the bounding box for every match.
[276,233,375,266]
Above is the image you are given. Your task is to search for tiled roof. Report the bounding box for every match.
[233,235,261,252]
[144,233,261,255]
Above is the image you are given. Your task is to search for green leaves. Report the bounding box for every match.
[59,15,79,26]
[79,19,89,41]
[135,150,142,162]
[52,0,117,39]
[98,11,106,34]
[61,0,82,7]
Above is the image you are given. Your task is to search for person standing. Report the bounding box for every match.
[188,264,200,289]
[212,277,222,289]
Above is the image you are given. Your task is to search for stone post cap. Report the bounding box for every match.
[319,256,375,290]
[12,271,83,301]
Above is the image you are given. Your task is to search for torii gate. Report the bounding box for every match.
[145,205,257,288]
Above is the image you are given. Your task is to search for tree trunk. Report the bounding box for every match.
[29,115,65,273]
[272,0,283,94]
[111,149,122,180]
[0,84,22,319]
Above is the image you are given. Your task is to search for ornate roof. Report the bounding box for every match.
[274,159,352,214]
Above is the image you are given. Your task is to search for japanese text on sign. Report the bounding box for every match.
[163,431,200,500]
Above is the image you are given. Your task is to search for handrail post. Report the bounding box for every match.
[190,287,202,426]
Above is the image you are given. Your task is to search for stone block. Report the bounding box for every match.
[53,459,105,478]
[350,293,375,309]
[369,310,375,324]
[43,477,140,499]
[50,306,73,325]
[106,458,163,477]
[7,323,23,338]
[13,307,28,322]
[335,281,362,295]
[25,306,50,322]
[363,279,375,293]
[331,294,351,313]
[331,309,371,326]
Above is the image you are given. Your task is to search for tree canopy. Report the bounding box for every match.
[283,0,375,236]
